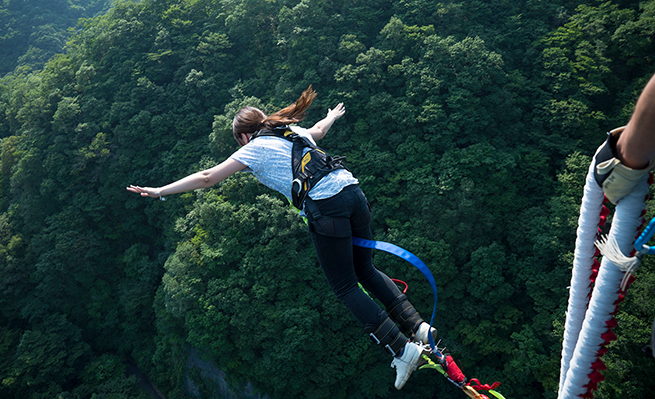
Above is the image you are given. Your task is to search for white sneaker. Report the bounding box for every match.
[414,322,437,345]
[390,341,423,390]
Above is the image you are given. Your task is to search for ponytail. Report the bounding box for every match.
[262,85,317,130]
[232,86,317,146]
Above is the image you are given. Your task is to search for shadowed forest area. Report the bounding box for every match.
[1,0,655,398]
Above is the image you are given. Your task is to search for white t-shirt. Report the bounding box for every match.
[229,125,358,202]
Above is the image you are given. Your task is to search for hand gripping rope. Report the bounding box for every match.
[558,156,651,399]
[353,238,505,399]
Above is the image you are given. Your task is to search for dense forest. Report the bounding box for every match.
[0,0,113,76]
[1,0,655,398]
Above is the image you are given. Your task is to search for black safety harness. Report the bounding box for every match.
[251,126,347,209]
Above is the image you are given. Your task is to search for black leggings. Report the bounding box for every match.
[305,185,404,334]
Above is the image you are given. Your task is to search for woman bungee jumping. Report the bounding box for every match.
[127,86,437,390]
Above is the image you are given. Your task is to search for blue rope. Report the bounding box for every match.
[635,216,655,255]
[352,237,441,356]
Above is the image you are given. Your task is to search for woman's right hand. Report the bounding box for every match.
[327,103,346,121]
[126,185,160,199]
[309,103,347,141]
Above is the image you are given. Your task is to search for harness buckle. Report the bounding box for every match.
[369,333,381,345]
[384,344,397,357]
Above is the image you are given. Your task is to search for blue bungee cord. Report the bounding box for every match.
[289,200,441,356]
[352,237,441,357]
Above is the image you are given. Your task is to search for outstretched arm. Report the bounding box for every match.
[307,103,346,141]
[617,73,655,169]
[127,158,247,199]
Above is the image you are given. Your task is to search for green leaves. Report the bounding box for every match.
[159,181,380,397]
[2,0,655,398]
[466,243,515,305]
[4,314,90,396]
[0,0,113,75]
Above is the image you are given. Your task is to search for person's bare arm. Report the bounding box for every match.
[307,103,346,141]
[617,74,655,169]
[127,158,247,199]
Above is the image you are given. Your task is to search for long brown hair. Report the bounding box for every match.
[232,86,317,146]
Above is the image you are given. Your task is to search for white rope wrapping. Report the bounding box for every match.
[558,170,648,398]
[558,160,605,396]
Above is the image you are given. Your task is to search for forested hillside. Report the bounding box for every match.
[0,0,113,76]
[1,0,655,398]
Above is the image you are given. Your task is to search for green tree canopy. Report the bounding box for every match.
[1,0,655,398]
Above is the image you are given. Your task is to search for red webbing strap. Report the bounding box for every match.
[468,378,501,391]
